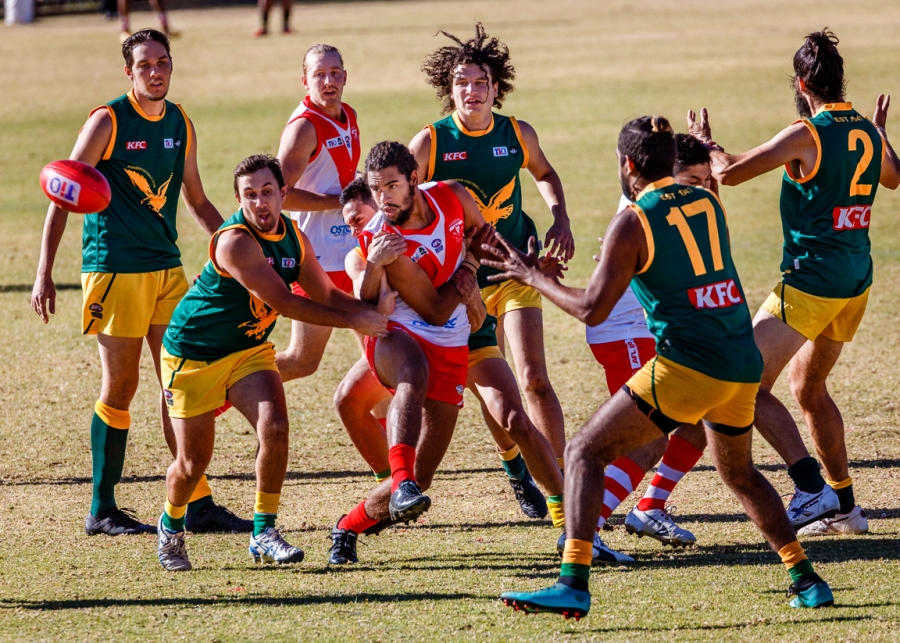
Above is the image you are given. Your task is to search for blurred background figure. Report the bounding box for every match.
[118,0,179,42]
[254,0,293,36]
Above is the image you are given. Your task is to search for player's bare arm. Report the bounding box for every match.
[179,119,224,235]
[697,114,817,186]
[382,254,470,326]
[518,120,574,261]
[873,94,900,189]
[31,108,112,323]
[482,207,646,326]
[351,231,407,303]
[217,227,388,337]
[450,264,487,330]
[277,117,342,211]
[408,128,434,182]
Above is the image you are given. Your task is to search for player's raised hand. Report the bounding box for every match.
[450,266,480,303]
[873,94,891,130]
[687,108,713,141]
[368,230,406,267]
[468,223,499,258]
[376,278,397,316]
[538,254,568,280]
[544,217,575,262]
[481,235,542,286]
[31,274,56,324]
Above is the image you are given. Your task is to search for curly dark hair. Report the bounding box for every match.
[793,29,845,104]
[618,116,676,183]
[421,22,516,114]
[365,141,419,181]
[674,133,711,170]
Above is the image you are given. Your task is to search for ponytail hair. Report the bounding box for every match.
[618,116,676,182]
[793,29,845,103]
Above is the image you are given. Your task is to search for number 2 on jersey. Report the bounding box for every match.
[848,129,874,197]
[665,198,723,277]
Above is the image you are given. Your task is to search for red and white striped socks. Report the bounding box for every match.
[597,457,645,530]
[636,435,703,512]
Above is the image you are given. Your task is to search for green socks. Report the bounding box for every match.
[787,457,826,494]
[90,401,131,516]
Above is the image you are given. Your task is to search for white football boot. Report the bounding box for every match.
[157,515,192,571]
[556,531,634,565]
[797,505,868,536]
[786,486,840,528]
[248,527,305,564]
[624,506,696,547]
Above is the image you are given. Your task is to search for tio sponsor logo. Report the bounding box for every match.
[688,279,744,309]
[411,246,428,263]
[282,258,297,268]
[45,171,81,206]
[492,146,508,157]
[126,141,147,150]
[164,138,174,149]
[443,151,467,161]
[326,135,350,150]
[330,224,351,236]
[833,205,871,230]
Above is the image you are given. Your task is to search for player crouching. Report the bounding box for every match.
[156,155,390,571]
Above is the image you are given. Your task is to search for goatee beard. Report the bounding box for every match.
[386,185,416,227]
[140,89,168,102]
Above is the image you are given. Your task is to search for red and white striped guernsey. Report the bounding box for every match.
[284,96,361,271]
[358,181,470,348]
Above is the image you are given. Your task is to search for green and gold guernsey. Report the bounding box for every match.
[163,209,304,362]
[630,178,762,383]
[82,89,191,274]
[780,102,884,298]
[428,112,537,288]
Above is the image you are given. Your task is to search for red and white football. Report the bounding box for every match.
[40,160,111,214]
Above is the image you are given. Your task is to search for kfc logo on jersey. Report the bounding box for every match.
[126,141,147,150]
[443,151,467,162]
[282,258,297,268]
[688,279,744,309]
[833,205,871,230]
[267,257,275,266]
[492,146,509,157]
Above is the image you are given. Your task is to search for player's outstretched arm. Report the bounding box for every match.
[518,120,574,262]
[277,118,341,211]
[451,263,487,330]
[31,109,112,323]
[217,228,389,337]
[409,128,433,182]
[481,208,644,326]
[690,110,816,187]
[180,119,224,235]
[873,94,900,189]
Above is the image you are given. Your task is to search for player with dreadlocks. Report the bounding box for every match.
[409,22,574,542]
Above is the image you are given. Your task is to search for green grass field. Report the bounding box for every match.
[2,0,900,640]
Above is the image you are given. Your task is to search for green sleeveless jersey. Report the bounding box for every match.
[630,178,762,383]
[468,314,499,351]
[428,112,538,288]
[163,209,304,362]
[780,102,883,298]
[82,91,190,274]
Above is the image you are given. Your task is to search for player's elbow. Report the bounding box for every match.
[881,172,900,190]
[583,306,609,327]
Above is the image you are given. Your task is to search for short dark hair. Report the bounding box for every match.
[122,29,171,68]
[618,116,676,183]
[422,22,516,114]
[675,133,711,170]
[233,154,285,193]
[365,141,419,181]
[340,175,377,208]
[303,44,344,76]
[793,29,845,103]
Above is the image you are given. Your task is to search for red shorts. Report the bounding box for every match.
[291,270,353,297]
[589,338,657,395]
[365,322,468,407]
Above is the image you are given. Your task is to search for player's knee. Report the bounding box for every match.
[504,408,532,442]
[788,371,824,410]
[278,351,320,380]
[260,415,290,445]
[396,360,429,392]
[519,365,554,400]
[564,434,593,467]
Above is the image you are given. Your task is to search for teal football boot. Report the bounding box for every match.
[788,574,835,608]
[500,583,590,620]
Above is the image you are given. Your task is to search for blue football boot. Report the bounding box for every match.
[788,574,835,608]
[500,583,590,620]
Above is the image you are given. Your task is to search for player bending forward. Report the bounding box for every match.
[490,117,833,618]
[697,30,900,534]
[327,142,494,564]
[156,155,389,571]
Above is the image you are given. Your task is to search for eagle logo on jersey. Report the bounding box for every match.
[238,293,278,339]
[124,168,173,215]
[466,178,516,225]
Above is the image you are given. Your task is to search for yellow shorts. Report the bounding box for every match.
[467,345,505,369]
[82,268,188,337]
[626,356,759,429]
[161,343,279,419]
[759,283,869,343]
[480,279,542,318]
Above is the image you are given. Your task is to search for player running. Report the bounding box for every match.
[696,30,900,534]
[410,24,573,500]
[586,133,714,549]
[274,44,364,382]
[327,142,495,564]
[30,29,251,536]
[490,116,834,618]
[156,155,389,571]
